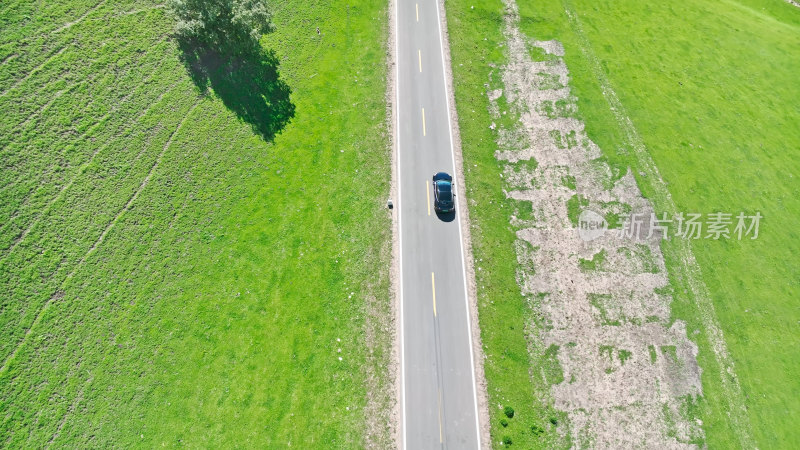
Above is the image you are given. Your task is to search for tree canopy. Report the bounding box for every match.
[168,0,273,53]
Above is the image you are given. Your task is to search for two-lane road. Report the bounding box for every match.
[395,0,481,448]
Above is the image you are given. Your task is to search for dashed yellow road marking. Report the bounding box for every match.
[418,49,422,72]
[416,3,419,21]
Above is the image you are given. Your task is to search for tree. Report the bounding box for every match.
[169,0,293,142]
[168,0,273,53]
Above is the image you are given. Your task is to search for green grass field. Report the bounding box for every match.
[1,0,393,446]
[446,0,799,447]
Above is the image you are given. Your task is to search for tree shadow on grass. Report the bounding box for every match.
[176,38,295,142]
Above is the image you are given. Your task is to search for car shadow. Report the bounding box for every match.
[175,36,295,142]
[435,210,456,222]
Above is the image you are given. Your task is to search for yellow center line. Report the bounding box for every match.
[426,180,431,216]
[418,49,422,72]
[416,3,419,21]
[438,388,443,443]
[431,272,437,316]
[421,107,426,136]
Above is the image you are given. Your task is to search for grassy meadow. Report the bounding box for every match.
[1,0,393,447]
[446,0,799,447]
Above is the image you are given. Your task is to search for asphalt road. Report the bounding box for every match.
[395,0,481,448]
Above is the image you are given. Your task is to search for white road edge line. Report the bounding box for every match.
[438,388,444,443]
[395,0,407,448]
[434,0,482,447]
[426,179,431,216]
[431,272,437,316]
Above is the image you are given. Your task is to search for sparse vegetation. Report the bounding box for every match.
[588,293,622,326]
[512,198,536,222]
[566,194,589,226]
[599,345,614,362]
[543,344,565,384]
[536,72,563,90]
[661,345,679,364]
[578,249,607,272]
[561,173,576,190]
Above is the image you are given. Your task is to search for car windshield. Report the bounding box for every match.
[438,181,451,192]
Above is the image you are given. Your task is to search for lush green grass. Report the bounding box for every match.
[1,0,392,446]
[447,0,800,447]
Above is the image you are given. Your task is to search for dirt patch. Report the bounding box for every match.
[490,0,706,446]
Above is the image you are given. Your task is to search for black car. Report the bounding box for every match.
[432,172,455,213]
